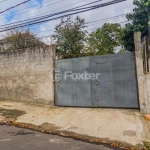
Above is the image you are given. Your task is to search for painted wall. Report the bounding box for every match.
[0,46,55,105]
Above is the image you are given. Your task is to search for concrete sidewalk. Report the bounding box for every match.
[0,101,149,149]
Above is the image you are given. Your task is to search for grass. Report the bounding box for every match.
[144,141,150,150]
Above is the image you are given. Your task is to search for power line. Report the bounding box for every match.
[29,0,125,26]
[1,0,88,31]
[30,11,130,31]
[88,20,130,31]
[1,0,128,27]
[0,0,103,26]
[0,0,86,22]
[36,15,129,33]
[23,0,127,27]
[35,19,130,34]
[0,0,65,20]
[0,0,54,16]
[24,12,131,34]
[87,16,127,26]
[0,0,31,14]
[0,0,127,32]
[1,0,104,29]
[86,13,127,24]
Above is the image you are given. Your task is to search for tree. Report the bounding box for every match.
[122,24,135,52]
[122,0,150,51]
[86,23,123,55]
[0,28,44,51]
[53,16,87,59]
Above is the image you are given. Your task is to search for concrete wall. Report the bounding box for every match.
[144,74,150,113]
[134,32,150,113]
[0,46,55,105]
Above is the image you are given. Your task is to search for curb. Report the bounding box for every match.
[0,120,145,150]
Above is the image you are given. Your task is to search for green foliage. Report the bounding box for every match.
[144,141,150,150]
[122,0,150,51]
[54,16,87,59]
[86,23,123,55]
[142,0,150,6]
[128,0,149,33]
[122,24,135,52]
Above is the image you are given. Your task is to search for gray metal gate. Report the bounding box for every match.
[55,52,139,108]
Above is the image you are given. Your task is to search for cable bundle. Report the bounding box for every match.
[0,0,126,32]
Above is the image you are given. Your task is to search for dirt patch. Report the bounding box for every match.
[0,108,26,118]
[39,123,61,131]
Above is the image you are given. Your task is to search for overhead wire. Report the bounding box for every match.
[0,0,86,22]
[0,0,55,15]
[27,12,131,33]
[0,0,103,26]
[0,0,65,21]
[35,20,131,34]
[88,20,131,31]
[86,13,128,24]
[0,0,129,26]
[0,0,31,14]
[87,16,127,26]
[0,0,127,32]
[18,0,127,27]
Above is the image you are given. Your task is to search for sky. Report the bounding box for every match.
[0,0,135,39]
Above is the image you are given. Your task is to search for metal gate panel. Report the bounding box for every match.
[55,83,91,106]
[112,53,138,108]
[55,57,92,107]
[55,52,139,108]
[96,63,113,107]
[90,52,139,108]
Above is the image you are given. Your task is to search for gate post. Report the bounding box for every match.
[52,44,56,106]
[134,32,146,113]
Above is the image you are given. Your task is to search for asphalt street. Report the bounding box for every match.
[0,125,120,150]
